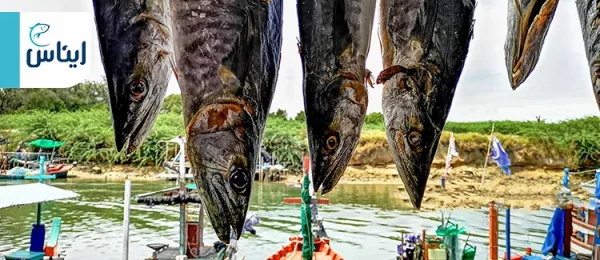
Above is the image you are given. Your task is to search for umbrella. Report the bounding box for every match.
[0,182,79,209]
[26,139,65,149]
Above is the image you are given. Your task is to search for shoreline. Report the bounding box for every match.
[67,164,590,211]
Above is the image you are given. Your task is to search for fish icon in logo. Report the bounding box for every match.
[29,23,50,47]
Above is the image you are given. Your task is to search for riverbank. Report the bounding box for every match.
[69,163,585,211]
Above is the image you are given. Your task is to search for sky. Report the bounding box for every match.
[5,0,599,122]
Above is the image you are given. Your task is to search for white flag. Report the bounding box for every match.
[445,132,459,174]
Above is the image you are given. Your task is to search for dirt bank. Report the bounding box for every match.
[339,165,581,211]
[70,163,582,211]
[350,131,572,170]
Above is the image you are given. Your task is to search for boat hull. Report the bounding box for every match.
[0,165,71,180]
[570,204,596,254]
[266,236,343,260]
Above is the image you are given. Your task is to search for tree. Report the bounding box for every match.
[365,112,384,125]
[294,111,306,122]
[269,109,288,120]
[0,80,109,114]
[161,94,183,114]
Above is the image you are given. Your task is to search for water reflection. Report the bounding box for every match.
[0,180,553,260]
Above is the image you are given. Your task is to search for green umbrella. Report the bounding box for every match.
[26,139,65,149]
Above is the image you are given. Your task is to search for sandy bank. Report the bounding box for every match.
[68,163,585,211]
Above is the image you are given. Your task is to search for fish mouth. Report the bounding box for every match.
[109,81,160,155]
[506,0,558,89]
[307,79,367,194]
[381,72,440,209]
[114,108,153,155]
[192,163,251,244]
[386,127,438,209]
[311,134,357,195]
[186,101,255,243]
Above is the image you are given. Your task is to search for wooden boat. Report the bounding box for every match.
[569,203,595,254]
[266,236,343,260]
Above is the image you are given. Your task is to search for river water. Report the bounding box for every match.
[0,179,555,260]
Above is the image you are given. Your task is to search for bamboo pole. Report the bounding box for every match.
[480,123,495,186]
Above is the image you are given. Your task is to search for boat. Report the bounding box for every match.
[0,164,73,180]
[268,170,339,260]
[0,156,80,260]
[266,236,342,260]
[0,138,75,180]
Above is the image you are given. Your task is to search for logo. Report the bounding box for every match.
[29,23,50,47]
[0,12,93,88]
[25,22,87,69]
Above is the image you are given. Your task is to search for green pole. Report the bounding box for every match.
[300,174,314,259]
[36,156,46,225]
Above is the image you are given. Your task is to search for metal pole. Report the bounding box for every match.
[36,155,46,225]
[595,205,600,260]
[178,137,187,257]
[506,207,510,260]
[489,201,498,260]
[121,180,132,260]
[564,204,572,258]
[563,168,569,189]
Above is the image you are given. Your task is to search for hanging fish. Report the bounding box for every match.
[169,0,283,243]
[377,0,476,209]
[504,0,559,89]
[298,0,376,194]
[575,0,600,109]
[92,0,175,154]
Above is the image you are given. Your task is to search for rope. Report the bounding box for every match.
[300,174,314,259]
[216,240,239,260]
[569,169,598,175]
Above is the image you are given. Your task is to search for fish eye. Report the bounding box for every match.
[326,135,338,150]
[407,131,422,147]
[129,79,147,102]
[229,165,248,193]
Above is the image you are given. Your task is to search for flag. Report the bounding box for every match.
[444,132,459,176]
[490,135,511,175]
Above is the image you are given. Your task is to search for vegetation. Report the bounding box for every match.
[1,81,600,171]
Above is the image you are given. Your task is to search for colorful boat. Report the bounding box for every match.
[266,236,343,260]
[0,164,73,179]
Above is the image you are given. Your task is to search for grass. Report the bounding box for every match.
[1,109,599,170]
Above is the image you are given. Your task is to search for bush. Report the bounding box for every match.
[2,107,600,170]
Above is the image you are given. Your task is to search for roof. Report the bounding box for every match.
[0,183,80,209]
[27,139,65,149]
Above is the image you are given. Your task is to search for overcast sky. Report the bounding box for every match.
[5,0,599,122]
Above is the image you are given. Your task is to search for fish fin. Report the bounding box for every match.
[376,65,407,84]
[133,12,171,40]
[365,69,375,88]
[158,49,180,81]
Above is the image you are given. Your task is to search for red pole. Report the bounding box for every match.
[564,204,573,258]
[489,201,498,260]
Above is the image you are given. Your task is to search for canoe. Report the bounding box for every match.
[283,197,329,204]
[266,236,343,260]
